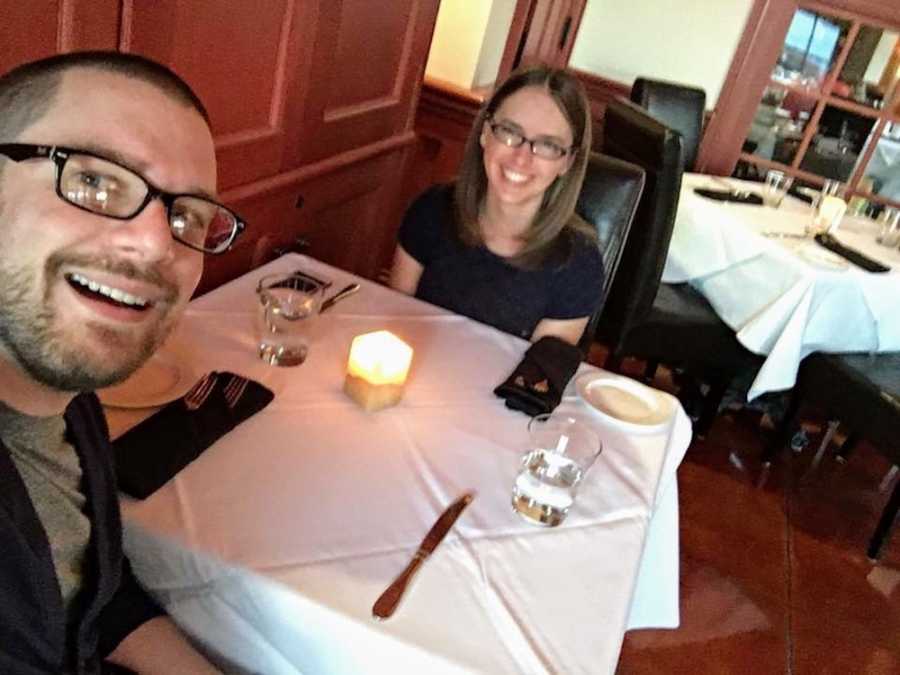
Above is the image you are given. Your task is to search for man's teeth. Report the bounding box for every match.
[502,169,529,183]
[69,273,149,307]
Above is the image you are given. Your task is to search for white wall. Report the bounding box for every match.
[863,30,898,84]
[569,0,755,107]
[425,0,494,89]
[474,0,517,88]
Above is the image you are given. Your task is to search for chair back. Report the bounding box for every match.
[595,98,684,352]
[631,77,706,171]
[575,152,645,345]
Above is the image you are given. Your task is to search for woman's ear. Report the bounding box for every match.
[559,150,576,177]
[479,121,489,149]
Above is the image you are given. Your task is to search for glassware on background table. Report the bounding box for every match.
[512,414,602,527]
[256,272,324,366]
[876,207,900,248]
[762,169,793,208]
[807,179,847,236]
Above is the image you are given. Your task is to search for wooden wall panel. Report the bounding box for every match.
[119,0,316,190]
[0,0,118,74]
[282,0,440,166]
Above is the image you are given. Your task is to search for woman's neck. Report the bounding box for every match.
[480,194,540,257]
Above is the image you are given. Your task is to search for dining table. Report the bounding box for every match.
[663,173,900,401]
[106,253,692,675]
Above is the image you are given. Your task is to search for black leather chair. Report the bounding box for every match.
[631,77,706,171]
[764,352,900,560]
[594,99,761,432]
[576,151,645,347]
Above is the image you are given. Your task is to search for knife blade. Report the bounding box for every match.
[372,492,474,620]
[320,283,360,313]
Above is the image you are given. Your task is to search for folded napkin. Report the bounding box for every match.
[814,233,891,273]
[494,337,583,416]
[113,372,274,498]
[693,187,763,205]
[787,186,815,204]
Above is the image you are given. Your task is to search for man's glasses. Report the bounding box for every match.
[485,119,572,160]
[0,143,245,254]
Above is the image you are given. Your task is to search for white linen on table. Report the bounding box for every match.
[116,254,691,674]
[663,174,900,400]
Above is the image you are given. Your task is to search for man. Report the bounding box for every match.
[0,52,244,674]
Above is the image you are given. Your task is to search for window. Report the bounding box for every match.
[738,7,900,211]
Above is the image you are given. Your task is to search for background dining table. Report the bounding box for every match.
[664,173,900,401]
[107,254,692,675]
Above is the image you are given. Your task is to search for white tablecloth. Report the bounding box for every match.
[112,254,692,675]
[663,174,900,400]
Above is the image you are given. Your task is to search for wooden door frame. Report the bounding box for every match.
[496,0,587,81]
[695,0,900,175]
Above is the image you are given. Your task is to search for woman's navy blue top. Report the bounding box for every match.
[398,184,604,339]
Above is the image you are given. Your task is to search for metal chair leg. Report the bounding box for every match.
[762,387,802,466]
[868,467,900,560]
[802,419,840,480]
[835,432,860,464]
[694,380,728,437]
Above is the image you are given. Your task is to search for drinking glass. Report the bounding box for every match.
[876,207,900,248]
[511,414,602,527]
[255,273,324,366]
[807,180,847,236]
[763,169,793,208]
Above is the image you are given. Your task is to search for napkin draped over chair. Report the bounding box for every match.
[113,372,274,498]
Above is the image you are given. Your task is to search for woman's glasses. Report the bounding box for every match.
[485,119,572,160]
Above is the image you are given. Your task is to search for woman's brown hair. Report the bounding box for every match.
[454,65,593,268]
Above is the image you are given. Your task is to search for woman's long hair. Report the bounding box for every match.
[454,65,594,269]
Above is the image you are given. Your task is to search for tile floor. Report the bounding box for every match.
[604,360,900,674]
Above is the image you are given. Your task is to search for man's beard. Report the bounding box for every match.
[0,250,178,392]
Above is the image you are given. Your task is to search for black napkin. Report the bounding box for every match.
[693,187,763,205]
[787,185,814,204]
[113,372,274,498]
[494,337,583,416]
[814,233,891,273]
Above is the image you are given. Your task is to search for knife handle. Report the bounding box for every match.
[372,550,427,620]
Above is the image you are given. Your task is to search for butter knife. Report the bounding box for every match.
[372,492,474,620]
[320,283,360,313]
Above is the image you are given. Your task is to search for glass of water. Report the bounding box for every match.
[512,414,602,527]
[763,169,792,208]
[256,273,324,366]
[876,207,900,248]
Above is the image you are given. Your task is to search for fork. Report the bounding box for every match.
[183,372,218,411]
[222,375,249,410]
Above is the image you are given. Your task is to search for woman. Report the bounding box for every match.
[390,65,602,345]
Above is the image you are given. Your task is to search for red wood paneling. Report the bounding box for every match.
[119,0,315,190]
[0,0,118,75]
[282,0,440,166]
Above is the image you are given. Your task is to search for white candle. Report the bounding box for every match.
[344,330,413,411]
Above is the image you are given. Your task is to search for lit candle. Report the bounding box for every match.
[344,330,413,411]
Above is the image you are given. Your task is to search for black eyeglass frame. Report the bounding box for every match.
[0,142,245,254]
[484,117,574,160]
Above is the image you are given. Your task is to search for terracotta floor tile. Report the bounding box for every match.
[612,373,900,675]
[792,622,900,675]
